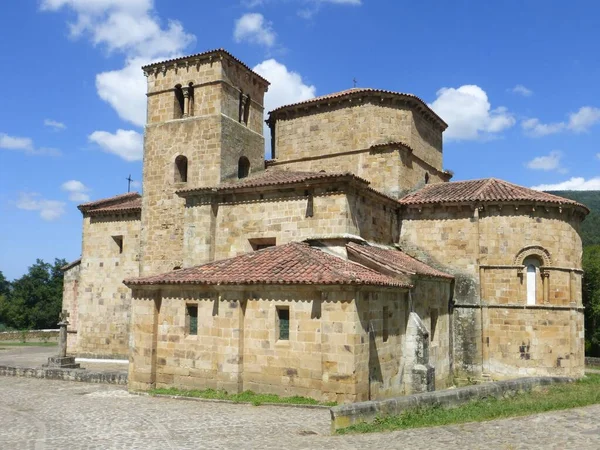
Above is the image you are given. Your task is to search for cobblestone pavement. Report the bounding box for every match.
[1,377,599,449]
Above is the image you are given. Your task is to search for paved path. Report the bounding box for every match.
[1,377,600,449]
[0,345,128,373]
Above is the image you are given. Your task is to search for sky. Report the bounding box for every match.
[1,0,599,280]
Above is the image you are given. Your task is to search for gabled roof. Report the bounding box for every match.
[61,258,81,272]
[399,178,589,213]
[346,242,453,280]
[177,169,367,193]
[78,192,142,216]
[125,242,411,288]
[140,48,270,86]
[268,88,447,131]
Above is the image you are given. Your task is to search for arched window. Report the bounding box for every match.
[175,155,188,183]
[174,85,184,118]
[523,256,541,305]
[238,156,250,179]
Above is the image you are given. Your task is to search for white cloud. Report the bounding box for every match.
[521,118,565,137]
[522,106,600,138]
[298,0,362,18]
[525,151,563,171]
[96,57,148,127]
[16,193,66,221]
[0,133,61,156]
[234,13,276,47]
[428,85,515,141]
[253,59,316,156]
[531,177,600,191]
[42,0,195,132]
[61,180,91,202]
[567,106,600,133]
[40,0,194,60]
[510,84,533,97]
[88,129,143,161]
[44,119,67,131]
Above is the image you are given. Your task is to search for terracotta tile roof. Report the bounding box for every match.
[399,178,589,212]
[61,258,81,272]
[346,242,453,280]
[125,242,411,288]
[78,192,142,215]
[268,88,447,130]
[140,48,270,86]
[177,169,368,193]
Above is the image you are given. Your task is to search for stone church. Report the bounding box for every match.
[62,49,588,403]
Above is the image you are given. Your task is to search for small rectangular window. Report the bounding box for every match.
[277,307,289,340]
[112,236,123,254]
[383,306,389,342]
[187,304,198,336]
[249,237,276,251]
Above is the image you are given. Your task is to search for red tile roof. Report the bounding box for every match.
[125,242,411,288]
[268,88,447,130]
[347,242,453,280]
[177,169,368,193]
[399,178,589,212]
[141,48,270,86]
[78,192,142,215]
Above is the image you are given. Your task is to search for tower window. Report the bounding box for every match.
[524,256,541,306]
[425,172,430,184]
[383,306,389,342]
[175,155,188,183]
[238,156,250,179]
[174,85,184,119]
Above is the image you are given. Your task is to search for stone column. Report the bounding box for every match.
[542,271,550,304]
[182,88,190,118]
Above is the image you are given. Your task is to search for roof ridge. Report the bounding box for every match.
[472,178,495,200]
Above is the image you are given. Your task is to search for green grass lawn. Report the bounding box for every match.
[338,374,600,434]
[150,387,337,407]
[0,341,57,347]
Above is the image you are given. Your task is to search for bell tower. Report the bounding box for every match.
[139,49,270,276]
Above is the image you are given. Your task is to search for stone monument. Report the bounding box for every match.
[43,310,81,369]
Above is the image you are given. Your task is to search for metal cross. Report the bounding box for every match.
[126,174,133,192]
[353,77,357,88]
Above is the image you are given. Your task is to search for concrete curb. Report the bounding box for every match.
[330,376,574,431]
[130,391,332,409]
[0,365,128,385]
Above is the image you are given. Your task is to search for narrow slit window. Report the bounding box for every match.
[383,306,389,342]
[277,307,289,340]
[238,156,250,179]
[175,155,188,183]
[187,304,198,336]
[112,236,123,254]
[174,85,184,118]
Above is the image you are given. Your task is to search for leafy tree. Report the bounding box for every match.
[0,259,66,330]
[583,246,600,356]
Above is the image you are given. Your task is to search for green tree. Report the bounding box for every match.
[0,259,66,330]
[583,246,600,356]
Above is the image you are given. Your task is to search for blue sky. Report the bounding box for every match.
[1,0,599,280]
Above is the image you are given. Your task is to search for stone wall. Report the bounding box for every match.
[141,55,267,277]
[76,213,140,358]
[271,101,444,197]
[128,282,452,404]
[183,186,399,267]
[400,204,585,379]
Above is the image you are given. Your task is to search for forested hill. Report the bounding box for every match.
[547,191,600,247]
